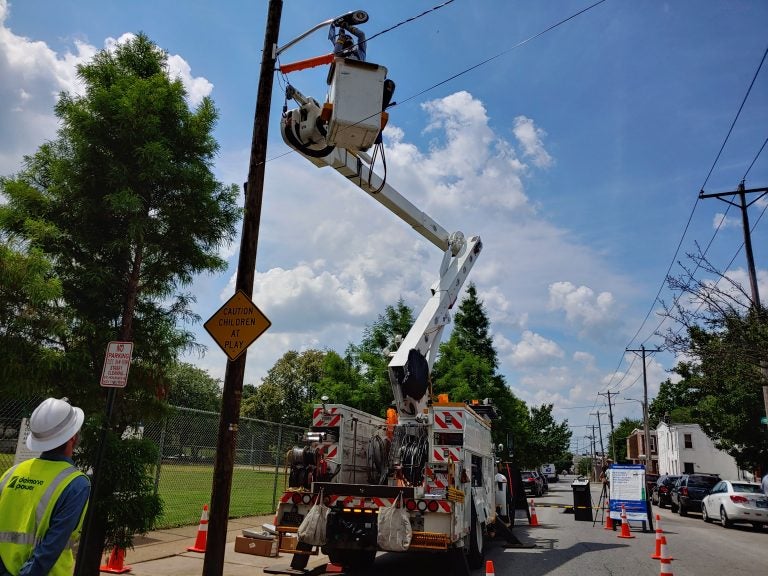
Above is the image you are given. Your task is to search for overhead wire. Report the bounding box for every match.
[602,43,768,395]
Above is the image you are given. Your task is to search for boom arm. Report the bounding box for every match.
[281,87,482,419]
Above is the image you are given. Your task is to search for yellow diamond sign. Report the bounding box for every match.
[204,290,271,361]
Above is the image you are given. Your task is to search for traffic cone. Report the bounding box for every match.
[99,547,131,574]
[187,504,209,552]
[651,514,663,558]
[529,499,540,527]
[603,509,614,530]
[617,504,634,539]
[485,559,495,576]
[659,554,674,576]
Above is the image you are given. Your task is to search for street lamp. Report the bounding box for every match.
[625,397,652,472]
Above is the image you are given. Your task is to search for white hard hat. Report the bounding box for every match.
[26,397,84,452]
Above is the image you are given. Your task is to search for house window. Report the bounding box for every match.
[683,462,695,474]
[650,436,656,453]
[684,434,693,449]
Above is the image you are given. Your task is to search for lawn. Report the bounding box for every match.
[155,463,289,528]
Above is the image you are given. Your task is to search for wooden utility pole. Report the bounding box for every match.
[627,345,660,473]
[598,390,618,461]
[203,2,283,574]
[699,183,768,427]
[591,411,606,460]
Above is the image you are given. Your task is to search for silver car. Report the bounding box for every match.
[701,480,768,529]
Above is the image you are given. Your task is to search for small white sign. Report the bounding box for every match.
[100,341,134,388]
[14,418,41,465]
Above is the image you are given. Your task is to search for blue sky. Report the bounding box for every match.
[2,0,767,455]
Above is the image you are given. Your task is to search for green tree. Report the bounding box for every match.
[432,284,530,454]
[0,238,65,393]
[607,417,643,463]
[345,299,415,416]
[166,362,221,411]
[648,368,701,428]
[241,349,327,426]
[516,404,572,469]
[663,249,768,472]
[0,33,239,573]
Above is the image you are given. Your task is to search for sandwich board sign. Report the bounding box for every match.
[204,289,271,361]
[100,341,134,388]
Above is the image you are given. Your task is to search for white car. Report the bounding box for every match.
[701,480,768,529]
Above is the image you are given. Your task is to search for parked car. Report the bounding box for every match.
[701,480,768,529]
[651,475,681,508]
[521,470,544,496]
[645,473,660,495]
[670,473,720,516]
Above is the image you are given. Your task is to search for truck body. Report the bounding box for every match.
[274,24,502,572]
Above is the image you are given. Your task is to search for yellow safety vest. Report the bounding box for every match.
[0,458,87,576]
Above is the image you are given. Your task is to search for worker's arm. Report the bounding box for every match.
[347,25,366,61]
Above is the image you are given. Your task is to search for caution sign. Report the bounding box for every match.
[204,290,271,361]
[100,341,134,388]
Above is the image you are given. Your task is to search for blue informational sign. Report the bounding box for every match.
[608,464,648,521]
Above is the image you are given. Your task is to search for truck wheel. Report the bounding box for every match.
[467,501,485,569]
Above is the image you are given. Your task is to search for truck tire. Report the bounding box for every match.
[327,549,377,570]
[467,501,485,569]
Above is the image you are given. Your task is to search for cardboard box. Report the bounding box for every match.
[280,533,298,552]
[234,535,277,557]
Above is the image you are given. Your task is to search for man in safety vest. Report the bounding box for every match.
[0,398,90,576]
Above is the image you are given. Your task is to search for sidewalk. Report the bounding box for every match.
[120,515,330,575]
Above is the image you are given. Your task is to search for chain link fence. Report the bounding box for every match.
[0,399,305,529]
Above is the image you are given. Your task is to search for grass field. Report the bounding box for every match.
[155,463,289,528]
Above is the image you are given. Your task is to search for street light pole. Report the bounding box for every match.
[627,345,660,474]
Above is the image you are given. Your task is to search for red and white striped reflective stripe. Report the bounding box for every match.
[324,445,338,459]
[433,410,464,430]
[429,473,448,489]
[432,447,462,462]
[280,493,293,503]
[312,407,341,427]
[436,501,451,513]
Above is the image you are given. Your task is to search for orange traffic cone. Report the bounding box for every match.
[529,499,540,527]
[603,508,614,530]
[187,504,209,552]
[485,559,495,576]
[617,504,634,539]
[659,554,674,576]
[651,514,664,558]
[99,547,131,574]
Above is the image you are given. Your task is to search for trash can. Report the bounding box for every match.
[571,478,593,521]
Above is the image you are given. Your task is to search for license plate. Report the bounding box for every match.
[281,512,305,525]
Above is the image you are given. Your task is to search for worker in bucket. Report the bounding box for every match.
[0,398,90,576]
[333,23,367,61]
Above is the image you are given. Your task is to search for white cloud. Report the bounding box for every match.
[0,5,213,175]
[513,115,553,168]
[548,281,619,338]
[505,330,564,367]
[712,212,741,230]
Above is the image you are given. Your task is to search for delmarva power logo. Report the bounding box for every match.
[6,475,44,491]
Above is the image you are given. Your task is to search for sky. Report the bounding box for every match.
[2,0,767,457]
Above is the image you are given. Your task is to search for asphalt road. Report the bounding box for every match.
[352,476,767,575]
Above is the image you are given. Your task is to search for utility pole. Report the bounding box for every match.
[203,2,283,574]
[591,411,606,461]
[699,182,768,428]
[626,345,661,474]
[598,390,618,461]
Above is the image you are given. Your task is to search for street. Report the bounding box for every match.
[355,476,768,575]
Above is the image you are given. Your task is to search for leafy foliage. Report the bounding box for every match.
[0,33,239,568]
[607,417,643,463]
